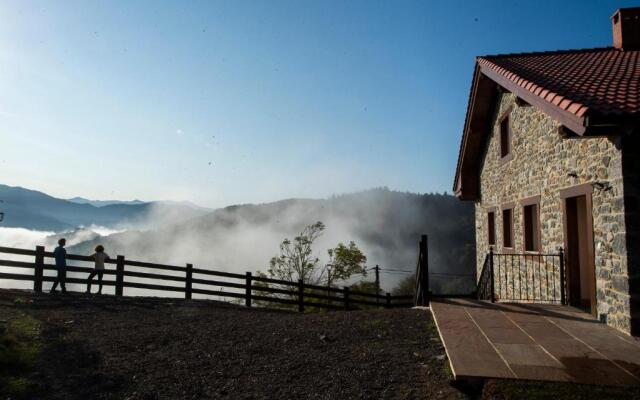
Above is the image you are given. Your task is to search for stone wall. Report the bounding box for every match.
[475,91,630,333]
[621,134,640,335]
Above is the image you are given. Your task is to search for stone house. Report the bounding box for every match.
[453,8,640,334]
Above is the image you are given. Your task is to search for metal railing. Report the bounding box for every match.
[477,254,493,301]
[477,248,566,304]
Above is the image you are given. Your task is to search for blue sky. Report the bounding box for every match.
[0,0,636,207]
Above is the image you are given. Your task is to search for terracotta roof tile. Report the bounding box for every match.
[454,46,640,196]
[478,47,640,117]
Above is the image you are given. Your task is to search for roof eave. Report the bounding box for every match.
[453,65,498,202]
[477,63,588,135]
[453,65,481,196]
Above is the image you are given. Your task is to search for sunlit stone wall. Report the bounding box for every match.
[474,91,630,333]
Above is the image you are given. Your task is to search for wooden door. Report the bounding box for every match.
[563,191,597,316]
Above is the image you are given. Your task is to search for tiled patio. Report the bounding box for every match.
[431,298,640,385]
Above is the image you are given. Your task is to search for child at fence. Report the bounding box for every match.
[51,238,67,294]
[86,245,109,294]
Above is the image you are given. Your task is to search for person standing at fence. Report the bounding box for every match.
[86,245,109,294]
[50,238,67,294]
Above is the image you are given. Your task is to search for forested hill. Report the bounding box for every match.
[0,184,208,231]
[68,188,476,291]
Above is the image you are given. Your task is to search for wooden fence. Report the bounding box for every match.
[414,235,429,306]
[0,245,414,311]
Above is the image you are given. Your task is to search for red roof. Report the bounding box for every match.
[453,46,640,200]
[478,47,640,120]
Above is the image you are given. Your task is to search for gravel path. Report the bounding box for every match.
[0,289,462,400]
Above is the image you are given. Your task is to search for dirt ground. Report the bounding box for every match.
[2,289,640,400]
[0,289,463,400]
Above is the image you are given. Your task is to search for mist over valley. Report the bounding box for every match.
[0,185,475,292]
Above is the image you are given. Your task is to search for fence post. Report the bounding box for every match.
[298,279,304,313]
[115,255,125,296]
[375,265,380,306]
[343,286,350,311]
[420,235,429,306]
[245,272,252,308]
[185,263,193,300]
[34,246,44,293]
[489,247,495,303]
[559,247,566,305]
[385,292,391,308]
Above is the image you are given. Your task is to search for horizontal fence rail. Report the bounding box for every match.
[477,248,566,305]
[0,245,414,312]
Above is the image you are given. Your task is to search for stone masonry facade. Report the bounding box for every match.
[475,91,631,333]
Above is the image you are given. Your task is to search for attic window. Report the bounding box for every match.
[500,114,511,158]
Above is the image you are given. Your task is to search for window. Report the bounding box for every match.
[500,114,511,158]
[487,211,496,246]
[502,208,513,248]
[521,196,541,252]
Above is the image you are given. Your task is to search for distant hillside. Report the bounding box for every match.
[66,197,147,207]
[68,188,476,292]
[0,184,209,231]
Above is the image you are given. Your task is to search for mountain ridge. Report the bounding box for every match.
[0,184,210,231]
[66,197,147,207]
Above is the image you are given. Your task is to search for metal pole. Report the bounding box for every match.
[559,247,566,305]
[489,247,496,303]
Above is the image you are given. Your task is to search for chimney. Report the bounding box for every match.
[612,8,640,50]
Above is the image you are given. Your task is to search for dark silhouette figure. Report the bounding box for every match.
[86,245,109,294]
[51,238,67,293]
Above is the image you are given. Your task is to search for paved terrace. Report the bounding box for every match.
[431,298,640,385]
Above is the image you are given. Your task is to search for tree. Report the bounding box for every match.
[265,221,367,286]
[349,280,379,295]
[348,280,381,309]
[267,221,325,284]
[324,241,367,287]
[392,275,416,296]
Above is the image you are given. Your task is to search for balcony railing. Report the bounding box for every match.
[477,248,566,304]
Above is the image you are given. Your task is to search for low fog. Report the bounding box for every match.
[1,189,476,293]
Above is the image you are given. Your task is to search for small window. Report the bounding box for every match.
[500,115,511,158]
[487,211,496,246]
[502,208,513,248]
[523,203,540,252]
